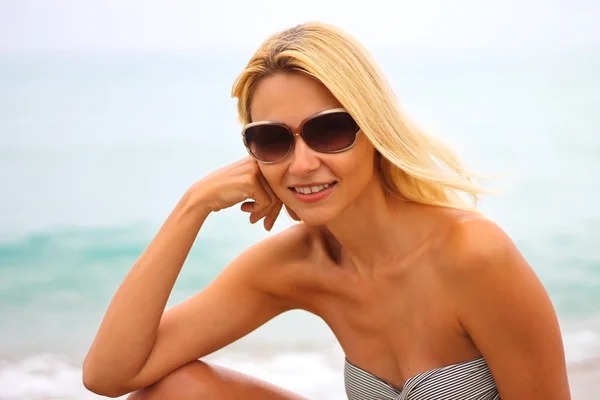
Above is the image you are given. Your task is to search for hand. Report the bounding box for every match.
[189,157,284,231]
[285,205,301,222]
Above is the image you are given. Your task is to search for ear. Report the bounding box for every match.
[285,205,301,221]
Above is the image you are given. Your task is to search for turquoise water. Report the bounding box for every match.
[0,50,599,398]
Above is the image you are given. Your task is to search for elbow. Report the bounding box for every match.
[82,359,132,398]
[82,378,124,398]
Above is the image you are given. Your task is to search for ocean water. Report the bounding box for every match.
[0,48,599,399]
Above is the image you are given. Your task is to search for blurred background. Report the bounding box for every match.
[0,1,598,398]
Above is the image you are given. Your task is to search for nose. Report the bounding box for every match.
[288,134,321,176]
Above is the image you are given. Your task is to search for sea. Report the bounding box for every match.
[0,46,599,399]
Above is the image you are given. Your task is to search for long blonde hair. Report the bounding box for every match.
[231,22,492,212]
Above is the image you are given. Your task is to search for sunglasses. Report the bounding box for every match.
[242,108,361,164]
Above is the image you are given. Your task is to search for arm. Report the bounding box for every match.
[444,219,571,399]
[82,158,292,397]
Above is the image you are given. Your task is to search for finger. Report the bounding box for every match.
[246,185,272,216]
[249,197,281,225]
[285,205,301,221]
[255,172,278,205]
[264,200,283,231]
[240,201,255,213]
[248,173,277,217]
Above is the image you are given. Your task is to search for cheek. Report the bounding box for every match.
[258,165,288,197]
[351,159,375,188]
[353,140,377,176]
[338,146,377,188]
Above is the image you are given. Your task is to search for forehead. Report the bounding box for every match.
[249,73,342,125]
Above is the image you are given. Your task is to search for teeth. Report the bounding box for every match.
[294,183,332,194]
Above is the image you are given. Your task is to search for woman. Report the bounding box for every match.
[82,22,571,399]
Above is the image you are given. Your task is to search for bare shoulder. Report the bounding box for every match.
[433,212,524,281]
[231,223,321,299]
[433,212,570,398]
[244,222,320,267]
[431,212,541,308]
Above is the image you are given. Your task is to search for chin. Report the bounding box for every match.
[295,208,339,227]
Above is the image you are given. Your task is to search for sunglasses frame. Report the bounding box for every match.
[241,108,361,164]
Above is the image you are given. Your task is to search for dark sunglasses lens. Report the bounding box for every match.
[303,112,359,152]
[244,124,293,162]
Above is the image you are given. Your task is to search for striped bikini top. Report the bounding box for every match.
[344,356,500,400]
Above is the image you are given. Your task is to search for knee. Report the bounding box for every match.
[127,360,225,400]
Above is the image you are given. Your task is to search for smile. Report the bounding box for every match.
[292,183,333,194]
[289,182,337,203]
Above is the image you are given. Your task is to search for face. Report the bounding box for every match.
[249,73,378,226]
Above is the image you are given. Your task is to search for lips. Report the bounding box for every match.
[291,182,334,194]
[288,182,337,203]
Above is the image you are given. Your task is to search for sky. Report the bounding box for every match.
[0,0,598,54]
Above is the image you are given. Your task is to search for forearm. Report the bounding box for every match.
[83,190,210,387]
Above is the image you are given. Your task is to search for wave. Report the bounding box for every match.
[2,321,600,400]
[0,347,346,400]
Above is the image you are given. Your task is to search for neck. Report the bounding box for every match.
[323,178,429,274]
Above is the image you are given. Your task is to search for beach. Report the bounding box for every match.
[1,339,599,398]
[1,49,599,399]
[568,360,600,399]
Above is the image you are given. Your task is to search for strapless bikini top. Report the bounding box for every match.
[344,356,500,400]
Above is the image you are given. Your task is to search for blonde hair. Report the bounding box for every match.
[231,22,493,212]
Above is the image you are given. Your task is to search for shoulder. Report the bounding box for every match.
[231,222,322,297]
[432,213,544,325]
[434,213,525,284]
[243,222,320,264]
[432,215,570,398]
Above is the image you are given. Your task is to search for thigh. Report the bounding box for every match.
[127,360,309,400]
